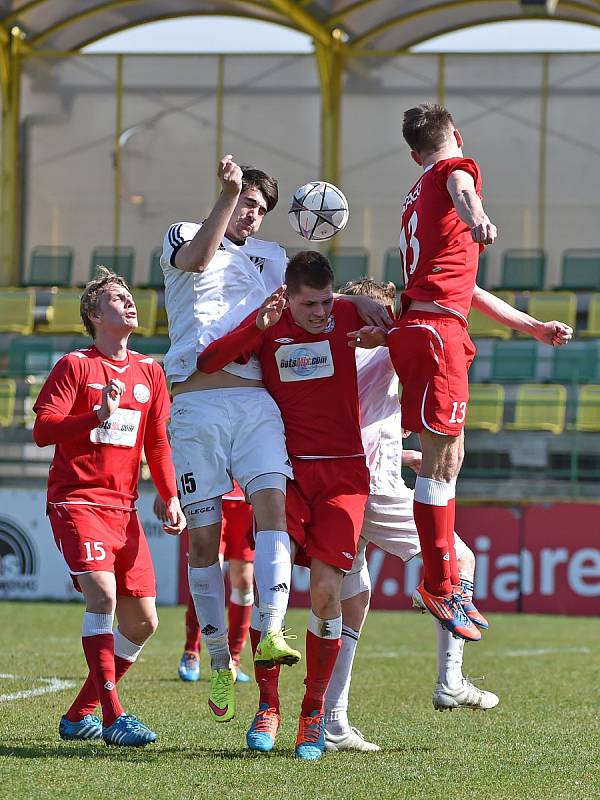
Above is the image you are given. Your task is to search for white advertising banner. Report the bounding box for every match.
[0,488,180,604]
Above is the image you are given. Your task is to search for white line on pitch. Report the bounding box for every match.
[0,674,75,702]
[501,647,591,658]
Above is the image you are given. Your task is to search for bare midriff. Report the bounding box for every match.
[171,369,264,396]
[409,299,448,314]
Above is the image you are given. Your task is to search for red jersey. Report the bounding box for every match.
[33,345,176,509]
[399,157,483,320]
[197,299,365,459]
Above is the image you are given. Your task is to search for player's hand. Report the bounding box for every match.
[218,154,242,197]
[471,218,497,245]
[347,295,393,328]
[162,496,186,535]
[402,449,422,474]
[536,320,573,347]
[256,285,286,330]
[97,379,125,422]
[153,493,168,522]
[347,326,388,349]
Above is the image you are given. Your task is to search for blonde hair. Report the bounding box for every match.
[339,277,396,305]
[80,266,131,337]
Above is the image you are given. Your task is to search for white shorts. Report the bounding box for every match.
[349,492,468,571]
[169,387,293,505]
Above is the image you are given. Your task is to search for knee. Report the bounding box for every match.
[123,613,159,644]
[311,577,341,618]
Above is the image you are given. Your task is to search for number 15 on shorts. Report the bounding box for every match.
[84,541,106,561]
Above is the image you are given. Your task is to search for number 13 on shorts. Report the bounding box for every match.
[449,401,467,425]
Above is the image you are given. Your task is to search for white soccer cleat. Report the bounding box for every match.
[324,726,381,752]
[432,680,499,712]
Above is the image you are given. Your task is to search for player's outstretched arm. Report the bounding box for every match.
[347,326,388,349]
[338,293,393,328]
[174,155,242,273]
[472,285,573,346]
[196,308,264,373]
[447,170,497,245]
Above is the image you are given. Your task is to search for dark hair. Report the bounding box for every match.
[240,166,278,213]
[340,277,396,305]
[402,104,455,156]
[80,266,131,337]
[285,251,335,295]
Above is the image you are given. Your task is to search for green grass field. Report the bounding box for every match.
[1,602,599,800]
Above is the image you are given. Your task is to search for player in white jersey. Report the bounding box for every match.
[323,278,573,752]
[161,156,301,724]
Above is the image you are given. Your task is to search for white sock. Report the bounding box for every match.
[253,530,292,635]
[113,628,144,663]
[324,624,360,735]
[188,563,231,670]
[82,612,113,637]
[435,619,464,689]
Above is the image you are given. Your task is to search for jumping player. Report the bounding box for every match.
[32,268,185,747]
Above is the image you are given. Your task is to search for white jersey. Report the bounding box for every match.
[356,347,411,498]
[161,222,287,384]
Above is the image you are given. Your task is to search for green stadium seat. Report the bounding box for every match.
[43,289,85,335]
[580,294,600,338]
[8,337,62,377]
[468,291,515,339]
[522,291,577,336]
[27,246,74,287]
[143,247,164,289]
[129,335,169,358]
[466,384,504,432]
[497,249,546,291]
[0,288,35,334]
[133,289,158,337]
[476,251,488,288]
[571,385,600,432]
[0,378,17,426]
[383,248,403,289]
[505,384,567,434]
[559,249,600,291]
[328,248,369,288]
[551,343,598,384]
[491,340,538,382]
[90,246,135,284]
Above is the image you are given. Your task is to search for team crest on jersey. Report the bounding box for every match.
[133,383,150,403]
[248,255,265,273]
[324,316,335,333]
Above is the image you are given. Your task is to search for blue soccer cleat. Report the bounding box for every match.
[102,713,157,747]
[59,714,102,741]
[295,710,326,760]
[178,650,200,682]
[246,703,280,752]
[234,665,251,684]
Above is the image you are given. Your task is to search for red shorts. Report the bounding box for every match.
[286,457,370,571]
[48,503,156,597]
[388,312,476,436]
[220,498,255,562]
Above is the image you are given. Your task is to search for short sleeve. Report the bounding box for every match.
[162,221,201,269]
[433,157,482,195]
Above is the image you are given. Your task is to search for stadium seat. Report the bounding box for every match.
[505,384,567,434]
[468,291,515,338]
[497,249,546,291]
[522,291,577,336]
[383,248,403,289]
[133,289,158,337]
[328,248,369,288]
[90,246,135,284]
[0,288,35,334]
[143,247,164,289]
[559,249,600,291]
[551,343,598,384]
[580,293,600,337]
[129,335,169,358]
[571,385,600,432]
[0,379,17,427]
[466,384,504,432]
[8,337,62,377]
[27,246,74,287]
[43,289,85,335]
[490,340,538,382]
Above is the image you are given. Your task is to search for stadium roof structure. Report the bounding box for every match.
[2,0,599,283]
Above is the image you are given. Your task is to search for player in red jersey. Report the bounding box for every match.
[33,267,185,748]
[197,251,370,760]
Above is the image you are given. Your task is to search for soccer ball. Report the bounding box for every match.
[288,181,349,241]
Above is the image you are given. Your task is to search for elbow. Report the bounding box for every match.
[32,425,49,448]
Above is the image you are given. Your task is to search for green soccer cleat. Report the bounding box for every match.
[254,629,301,668]
[208,667,236,722]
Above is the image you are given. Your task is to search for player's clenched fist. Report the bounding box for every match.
[97,378,125,422]
[471,219,497,245]
[218,154,242,196]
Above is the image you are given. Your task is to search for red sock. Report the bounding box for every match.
[413,499,452,597]
[80,633,123,727]
[446,497,460,588]
[65,655,133,722]
[185,594,201,653]
[300,630,341,717]
[249,626,280,711]
[228,601,251,665]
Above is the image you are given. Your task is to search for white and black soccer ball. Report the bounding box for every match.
[288,181,349,241]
